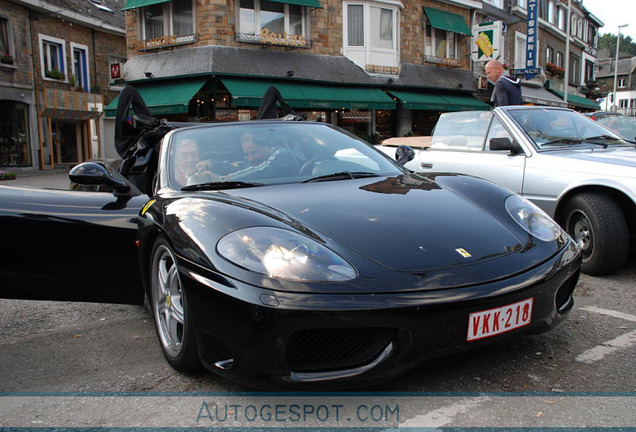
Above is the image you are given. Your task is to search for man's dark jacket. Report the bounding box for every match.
[493,75,523,107]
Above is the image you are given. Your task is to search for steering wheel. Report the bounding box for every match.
[300,157,338,176]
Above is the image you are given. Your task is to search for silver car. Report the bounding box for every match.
[379,106,636,276]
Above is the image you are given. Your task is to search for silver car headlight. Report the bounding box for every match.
[217,227,357,281]
[506,195,562,242]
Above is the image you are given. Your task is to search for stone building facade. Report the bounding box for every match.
[115,0,486,139]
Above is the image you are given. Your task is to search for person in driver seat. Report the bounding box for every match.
[190,132,299,184]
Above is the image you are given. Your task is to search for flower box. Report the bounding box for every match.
[45,69,66,80]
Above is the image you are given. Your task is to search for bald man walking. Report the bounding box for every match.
[485,59,523,107]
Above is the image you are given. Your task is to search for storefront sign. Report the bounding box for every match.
[137,34,196,50]
[471,22,501,62]
[423,56,464,68]
[258,29,307,47]
[525,0,538,79]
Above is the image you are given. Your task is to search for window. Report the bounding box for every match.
[347,5,363,46]
[630,99,636,108]
[619,78,627,88]
[238,0,309,43]
[514,31,527,69]
[483,0,503,8]
[485,117,514,152]
[516,0,526,8]
[538,0,548,20]
[39,34,66,81]
[557,6,565,30]
[424,17,459,59]
[547,1,555,24]
[371,6,393,49]
[619,99,629,109]
[584,60,594,84]
[569,54,580,85]
[1,16,14,60]
[545,46,554,64]
[346,3,397,50]
[556,51,563,68]
[71,43,90,91]
[141,0,194,41]
[587,24,596,45]
[343,1,400,70]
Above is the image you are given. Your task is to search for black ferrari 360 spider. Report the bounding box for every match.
[1,87,581,387]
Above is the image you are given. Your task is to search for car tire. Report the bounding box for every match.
[562,193,628,276]
[149,236,202,371]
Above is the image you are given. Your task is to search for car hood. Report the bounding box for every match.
[547,146,636,171]
[207,174,547,276]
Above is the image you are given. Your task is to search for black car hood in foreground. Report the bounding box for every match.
[161,173,566,292]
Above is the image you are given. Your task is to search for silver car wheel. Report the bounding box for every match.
[568,210,593,261]
[151,243,185,357]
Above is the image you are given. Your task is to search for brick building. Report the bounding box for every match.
[0,0,126,172]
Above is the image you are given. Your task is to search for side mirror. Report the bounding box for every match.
[395,145,416,165]
[69,162,139,197]
[490,137,521,154]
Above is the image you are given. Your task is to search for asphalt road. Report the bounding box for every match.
[1,255,635,429]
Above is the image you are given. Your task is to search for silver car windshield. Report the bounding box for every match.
[167,122,403,190]
[508,109,632,150]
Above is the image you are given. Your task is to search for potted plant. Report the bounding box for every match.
[545,62,565,78]
[1,54,14,64]
[0,170,17,180]
[45,69,66,80]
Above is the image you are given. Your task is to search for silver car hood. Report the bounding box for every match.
[545,147,636,172]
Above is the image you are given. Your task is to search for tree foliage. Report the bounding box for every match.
[599,33,636,56]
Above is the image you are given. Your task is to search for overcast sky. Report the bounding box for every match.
[580,0,636,40]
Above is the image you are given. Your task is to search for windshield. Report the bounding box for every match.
[507,109,631,150]
[594,115,636,141]
[166,122,403,190]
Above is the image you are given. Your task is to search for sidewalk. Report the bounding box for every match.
[1,168,73,190]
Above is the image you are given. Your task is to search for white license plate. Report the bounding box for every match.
[467,298,533,341]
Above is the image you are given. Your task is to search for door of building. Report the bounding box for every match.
[51,121,81,165]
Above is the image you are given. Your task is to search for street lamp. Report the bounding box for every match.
[563,0,571,103]
[612,24,629,112]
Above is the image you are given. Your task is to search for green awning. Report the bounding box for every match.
[548,89,600,111]
[423,7,472,36]
[269,0,322,8]
[440,94,491,110]
[104,79,208,117]
[221,79,396,110]
[388,90,490,111]
[122,0,171,11]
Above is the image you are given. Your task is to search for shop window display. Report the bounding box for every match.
[0,101,31,167]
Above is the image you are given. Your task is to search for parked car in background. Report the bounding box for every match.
[379,106,636,276]
[586,111,636,142]
[0,90,581,388]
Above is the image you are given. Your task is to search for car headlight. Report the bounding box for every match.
[217,227,357,281]
[506,195,562,242]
